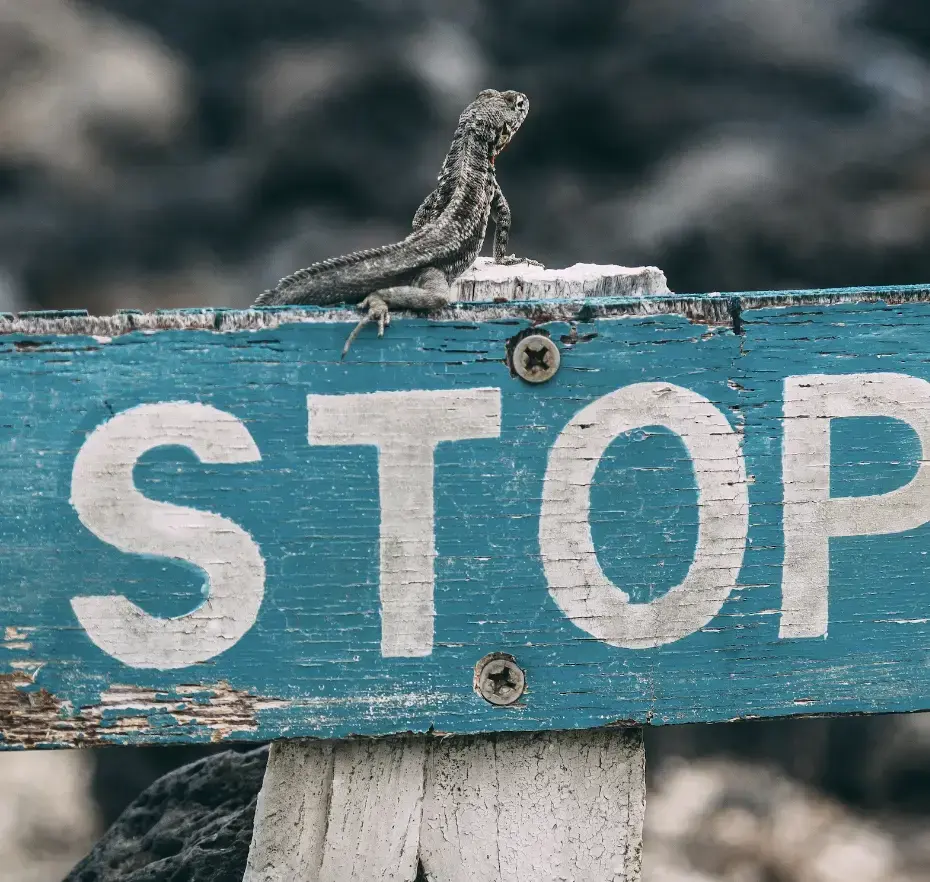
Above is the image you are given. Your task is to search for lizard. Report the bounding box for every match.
[252,88,542,357]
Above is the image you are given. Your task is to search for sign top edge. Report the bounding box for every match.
[2,283,930,337]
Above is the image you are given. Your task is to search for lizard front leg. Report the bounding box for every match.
[491,183,543,267]
[342,267,451,358]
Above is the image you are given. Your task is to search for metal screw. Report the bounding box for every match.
[511,334,560,384]
[474,652,526,706]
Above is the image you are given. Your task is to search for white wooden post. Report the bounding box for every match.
[243,738,427,881]
[244,729,645,882]
[420,730,645,881]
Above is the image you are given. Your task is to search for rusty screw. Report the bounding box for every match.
[511,334,560,384]
[474,652,526,706]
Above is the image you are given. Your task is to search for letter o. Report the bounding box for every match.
[539,382,748,648]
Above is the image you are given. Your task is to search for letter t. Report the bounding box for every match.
[308,388,501,657]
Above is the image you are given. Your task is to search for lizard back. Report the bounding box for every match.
[253,89,525,307]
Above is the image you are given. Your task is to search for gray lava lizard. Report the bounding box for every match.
[252,88,542,356]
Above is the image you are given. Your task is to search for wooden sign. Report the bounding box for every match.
[3,284,930,747]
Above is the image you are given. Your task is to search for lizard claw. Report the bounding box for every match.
[341,295,390,358]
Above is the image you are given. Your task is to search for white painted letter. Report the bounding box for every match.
[70,402,264,669]
[308,388,501,657]
[782,372,930,638]
[540,382,748,648]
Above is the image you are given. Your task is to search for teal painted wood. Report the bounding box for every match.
[3,288,930,746]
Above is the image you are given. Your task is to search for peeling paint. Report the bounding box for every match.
[2,627,34,652]
[0,672,289,747]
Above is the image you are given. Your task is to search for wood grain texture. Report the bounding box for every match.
[420,729,645,882]
[3,275,930,746]
[244,729,644,882]
[242,740,333,882]
[244,736,424,882]
[319,737,425,882]
[453,258,669,301]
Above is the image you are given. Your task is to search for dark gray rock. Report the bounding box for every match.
[64,746,268,882]
[90,744,260,835]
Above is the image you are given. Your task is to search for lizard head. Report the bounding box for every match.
[465,89,529,161]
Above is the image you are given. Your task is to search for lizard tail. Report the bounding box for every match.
[253,238,415,306]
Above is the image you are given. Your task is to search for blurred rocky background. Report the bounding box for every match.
[4,0,930,878]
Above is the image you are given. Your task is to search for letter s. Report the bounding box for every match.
[69,402,264,669]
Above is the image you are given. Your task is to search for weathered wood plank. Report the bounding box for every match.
[244,729,645,882]
[4,272,930,745]
[420,729,645,882]
[318,737,425,882]
[243,737,424,882]
[453,258,670,301]
[242,740,333,881]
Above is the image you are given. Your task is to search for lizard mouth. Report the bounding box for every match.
[494,127,513,155]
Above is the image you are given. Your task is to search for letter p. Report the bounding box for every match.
[781,372,930,638]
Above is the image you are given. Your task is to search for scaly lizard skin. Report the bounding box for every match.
[253,89,541,356]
